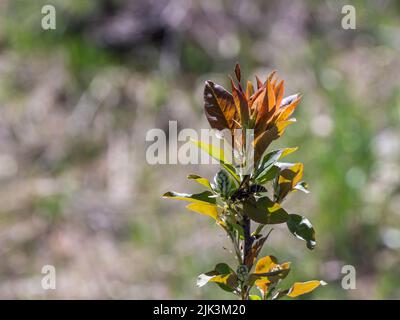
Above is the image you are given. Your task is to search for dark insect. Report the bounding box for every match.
[230,184,267,202]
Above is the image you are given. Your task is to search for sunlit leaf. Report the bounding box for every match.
[287,214,316,250]
[255,75,263,90]
[280,94,300,108]
[163,191,216,205]
[186,203,219,221]
[254,147,298,182]
[255,255,279,273]
[231,79,249,128]
[243,197,289,224]
[294,181,310,193]
[191,139,240,183]
[204,81,237,130]
[256,280,270,295]
[187,174,212,189]
[196,263,238,292]
[246,267,289,286]
[276,118,296,136]
[277,95,301,121]
[287,280,327,298]
[274,162,304,203]
[274,80,284,108]
[254,83,276,134]
[245,81,254,100]
[255,257,290,281]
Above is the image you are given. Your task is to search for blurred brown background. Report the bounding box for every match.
[0,0,399,299]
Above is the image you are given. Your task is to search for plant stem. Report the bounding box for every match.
[241,215,252,300]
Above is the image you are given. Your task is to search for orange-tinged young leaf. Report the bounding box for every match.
[253,126,279,164]
[234,63,241,83]
[231,79,249,127]
[245,81,254,100]
[267,70,277,83]
[267,80,276,112]
[280,93,300,108]
[204,81,237,131]
[274,80,285,109]
[276,118,296,136]
[287,280,327,298]
[255,75,263,90]
[248,85,264,111]
[254,80,277,135]
[277,95,301,121]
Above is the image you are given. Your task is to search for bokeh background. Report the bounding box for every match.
[0,0,399,299]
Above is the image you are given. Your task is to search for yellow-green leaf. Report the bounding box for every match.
[163,191,216,205]
[191,139,240,183]
[187,174,212,189]
[196,263,238,292]
[186,203,219,221]
[275,162,304,203]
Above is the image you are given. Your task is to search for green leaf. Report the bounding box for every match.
[256,165,279,184]
[254,147,298,181]
[249,295,261,300]
[191,139,240,183]
[187,174,212,189]
[163,191,216,205]
[243,197,289,224]
[287,214,316,250]
[229,220,244,240]
[213,170,234,197]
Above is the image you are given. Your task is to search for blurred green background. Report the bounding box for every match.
[0,0,399,299]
